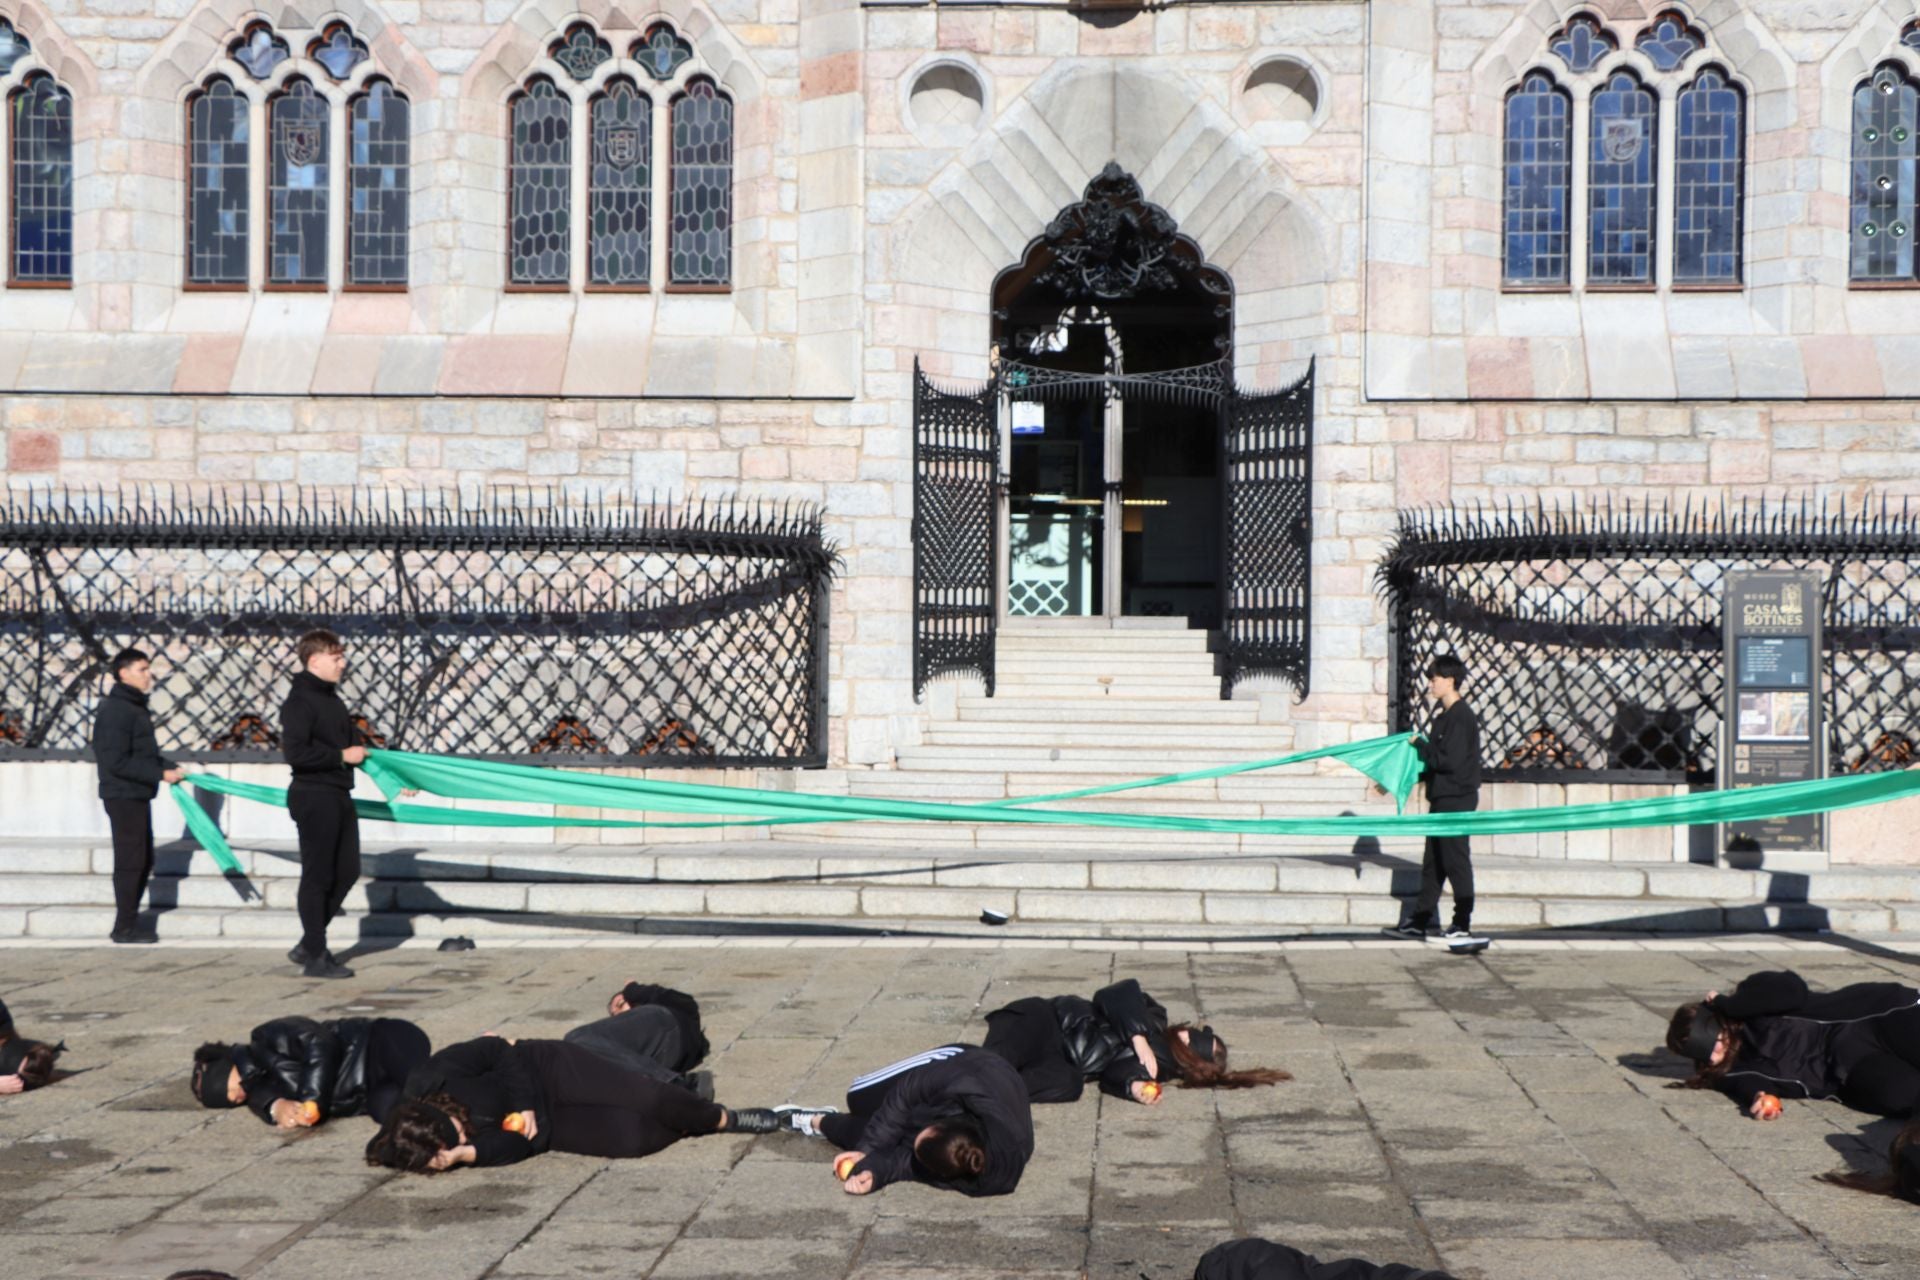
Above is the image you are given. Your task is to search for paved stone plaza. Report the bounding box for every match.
[2,938,1919,1278]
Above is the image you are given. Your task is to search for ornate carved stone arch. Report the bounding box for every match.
[132,0,437,105]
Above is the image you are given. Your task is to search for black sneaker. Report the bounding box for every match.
[724,1107,782,1135]
[1380,923,1426,940]
[110,927,159,945]
[302,954,354,980]
[288,943,312,967]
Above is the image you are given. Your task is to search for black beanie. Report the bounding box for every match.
[194,1052,242,1109]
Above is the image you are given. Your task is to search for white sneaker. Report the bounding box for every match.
[772,1104,837,1137]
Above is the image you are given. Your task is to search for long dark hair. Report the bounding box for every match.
[1820,1119,1920,1203]
[1165,1024,1291,1090]
[365,1093,471,1174]
[1666,1003,1742,1089]
[915,1118,987,1181]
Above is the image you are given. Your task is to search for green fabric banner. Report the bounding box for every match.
[169,732,1920,874]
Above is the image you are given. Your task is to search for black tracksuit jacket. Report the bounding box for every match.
[233,1016,377,1124]
[1704,970,1920,1112]
[280,670,357,791]
[92,682,175,801]
[851,1046,1035,1197]
[1196,1239,1455,1280]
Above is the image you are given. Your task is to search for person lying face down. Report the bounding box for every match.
[364,1035,779,1173]
[982,978,1290,1105]
[190,1016,432,1128]
[1821,1117,1920,1205]
[1666,969,1920,1121]
[778,1044,1035,1198]
[0,999,64,1095]
[568,981,712,1090]
[1194,1238,1456,1280]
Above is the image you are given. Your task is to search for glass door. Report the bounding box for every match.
[1005,391,1106,617]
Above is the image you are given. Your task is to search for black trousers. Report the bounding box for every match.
[565,1007,687,1086]
[531,1041,724,1159]
[104,798,155,933]
[1834,1005,1920,1117]
[982,999,1084,1104]
[364,1019,433,1124]
[288,787,360,956]
[1409,793,1477,931]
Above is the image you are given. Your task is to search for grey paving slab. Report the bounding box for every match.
[1,942,1919,1279]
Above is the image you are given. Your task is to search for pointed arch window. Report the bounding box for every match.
[1502,71,1571,286]
[10,72,72,285]
[187,77,250,287]
[1587,72,1658,285]
[349,80,409,287]
[590,79,651,287]
[670,77,732,287]
[1850,63,1918,283]
[1673,67,1743,284]
[510,76,572,286]
[268,78,329,286]
[0,19,30,75]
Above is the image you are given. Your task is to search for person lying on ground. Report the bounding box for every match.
[777,1044,1034,1197]
[1666,969,1920,1120]
[1819,1116,1920,1204]
[0,998,63,1095]
[191,1016,431,1127]
[982,978,1289,1105]
[1194,1237,1457,1280]
[567,981,712,1092]
[364,1034,778,1173]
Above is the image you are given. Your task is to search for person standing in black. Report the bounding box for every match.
[92,648,186,944]
[1384,655,1481,941]
[281,629,365,980]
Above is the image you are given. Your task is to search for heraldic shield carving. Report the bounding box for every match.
[280,118,324,168]
[604,124,643,170]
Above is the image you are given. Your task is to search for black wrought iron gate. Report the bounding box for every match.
[911,360,1000,698]
[1222,359,1315,698]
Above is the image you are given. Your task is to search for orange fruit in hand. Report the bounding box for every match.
[300,1101,321,1124]
[834,1153,859,1181]
[1139,1082,1161,1102]
[503,1111,528,1134]
[1754,1093,1783,1120]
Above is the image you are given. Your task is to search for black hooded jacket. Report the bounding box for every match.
[233,1016,379,1124]
[280,670,356,792]
[851,1045,1034,1197]
[92,681,176,801]
[1704,970,1920,1111]
[401,1036,552,1167]
[619,983,710,1071]
[1196,1239,1455,1280]
[1056,980,1176,1099]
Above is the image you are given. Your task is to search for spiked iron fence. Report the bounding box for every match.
[1378,501,1920,784]
[0,489,837,767]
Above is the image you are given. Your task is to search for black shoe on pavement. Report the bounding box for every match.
[724,1107,782,1135]
[288,943,312,967]
[302,954,354,980]
[110,927,159,944]
[1380,922,1426,940]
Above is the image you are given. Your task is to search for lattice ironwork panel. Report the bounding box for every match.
[912,361,998,699]
[1378,502,1920,784]
[0,491,837,768]
[1221,361,1314,699]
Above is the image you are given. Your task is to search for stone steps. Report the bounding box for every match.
[953,698,1261,723]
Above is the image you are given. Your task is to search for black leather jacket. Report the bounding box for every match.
[92,682,175,801]
[1706,970,1920,1112]
[1055,980,1175,1099]
[234,1016,375,1124]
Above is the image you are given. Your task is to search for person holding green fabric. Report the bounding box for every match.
[281,630,367,981]
[1384,655,1482,942]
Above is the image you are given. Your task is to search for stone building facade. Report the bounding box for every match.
[1,0,1918,834]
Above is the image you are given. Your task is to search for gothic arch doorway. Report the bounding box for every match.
[910,164,1314,700]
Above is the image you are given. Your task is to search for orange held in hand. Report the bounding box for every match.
[1138,1081,1161,1103]
[1753,1093,1783,1120]
[503,1111,529,1134]
[300,1101,321,1125]
[834,1153,859,1182]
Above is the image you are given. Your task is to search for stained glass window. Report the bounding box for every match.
[1549,16,1615,74]
[590,81,651,287]
[311,22,369,81]
[188,78,250,286]
[1850,65,1918,282]
[10,74,71,284]
[510,77,571,285]
[1588,72,1658,284]
[635,23,694,82]
[1502,73,1571,286]
[0,18,30,75]
[1673,68,1743,283]
[670,78,732,286]
[350,81,409,287]
[231,23,290,81]
[550,23,611,82]
[268,79,329,285]
[1635,11,1704,72]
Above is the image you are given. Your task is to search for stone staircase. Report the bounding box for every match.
[775,618,1417,854]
